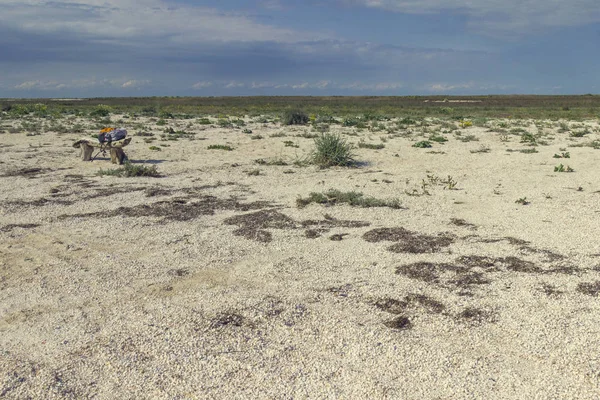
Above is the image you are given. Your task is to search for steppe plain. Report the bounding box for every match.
[1,98,600,398]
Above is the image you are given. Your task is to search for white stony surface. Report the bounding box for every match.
[1,115,600,398]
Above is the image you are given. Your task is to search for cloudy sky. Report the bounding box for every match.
[1,0,599,97]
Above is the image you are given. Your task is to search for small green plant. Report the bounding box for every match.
[283,109,309,125]
[208,144,234,151]
[553,152,570,158]
[358,142,385,149]
[520,132,537,145]
[554,164,574,172]
[312,133,356,168]
[413,141,432,148]
[515,197,530,205]
[284,140,299,148]
[149,146,161,151]
[198,118,212,125]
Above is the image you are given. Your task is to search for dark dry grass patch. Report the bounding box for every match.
[540,283,563,297]
[223,209,296,243]
[363,227,454,253]
[60,195,272,222]
[576,281,600,296]
[300,214,370,229]
[0,167,50,178]
[384,316,412,330]
[455,307,495,324]
[210,312,245,328]
[0,223,40,233]
[449,218,477,229]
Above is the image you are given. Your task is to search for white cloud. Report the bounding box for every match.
[13,77,151,90]
[122,79,150,88]
[339,82,403,90]
[292,82,309,89]
[424,81,514,92]
[0,0,326,44]
[191,81,213,89]
[348,0,600,35]
[225,81,245,89]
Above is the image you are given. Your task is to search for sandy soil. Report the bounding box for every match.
[1,115,600,399]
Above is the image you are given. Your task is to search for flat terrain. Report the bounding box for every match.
[1,110,600,398]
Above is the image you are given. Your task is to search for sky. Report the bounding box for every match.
[1,0,599,97]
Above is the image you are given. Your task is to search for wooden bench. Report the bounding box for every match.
[72,138,132,164]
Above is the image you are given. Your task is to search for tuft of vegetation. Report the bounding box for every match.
[97,162,160,177]
[312,133,356,168]
[297,189,402,209]
[358,142,385,150]
[429,135,448,143]
[208,144,234,151]
[553,152,570,158]
[554,164,574,172]
[515,197,530,205]
[283,109,309,125]
[149,146,161,151]
[412,140,432,148]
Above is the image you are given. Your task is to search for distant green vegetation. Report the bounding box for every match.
[3,95,600,120]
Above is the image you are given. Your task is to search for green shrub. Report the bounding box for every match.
[312,133,356,168]
[413,141,432,148]
[296,189,402,209]
[97,162,160,177]
[149,146,161,151]
[90,105,111,117]
[283,109,309,125]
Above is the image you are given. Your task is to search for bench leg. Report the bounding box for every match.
[80,144,94,161]
[111,148,126,164]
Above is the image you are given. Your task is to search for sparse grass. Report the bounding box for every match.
[312,133,356,168]
[254,157,289,166]
[208,144,234,151]
[470,145,491,153]
[429,135,448,143]
[553,152,570,158]
[358,142,385,149]
[97,162,160,177]
[149,146,161,151]
[458,134,479,142]
[515,197,530,205]
[297,189,402,209]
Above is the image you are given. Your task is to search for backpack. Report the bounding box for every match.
[98,127,127,143]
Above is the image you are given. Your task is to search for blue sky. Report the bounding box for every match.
[1,0,599,97]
